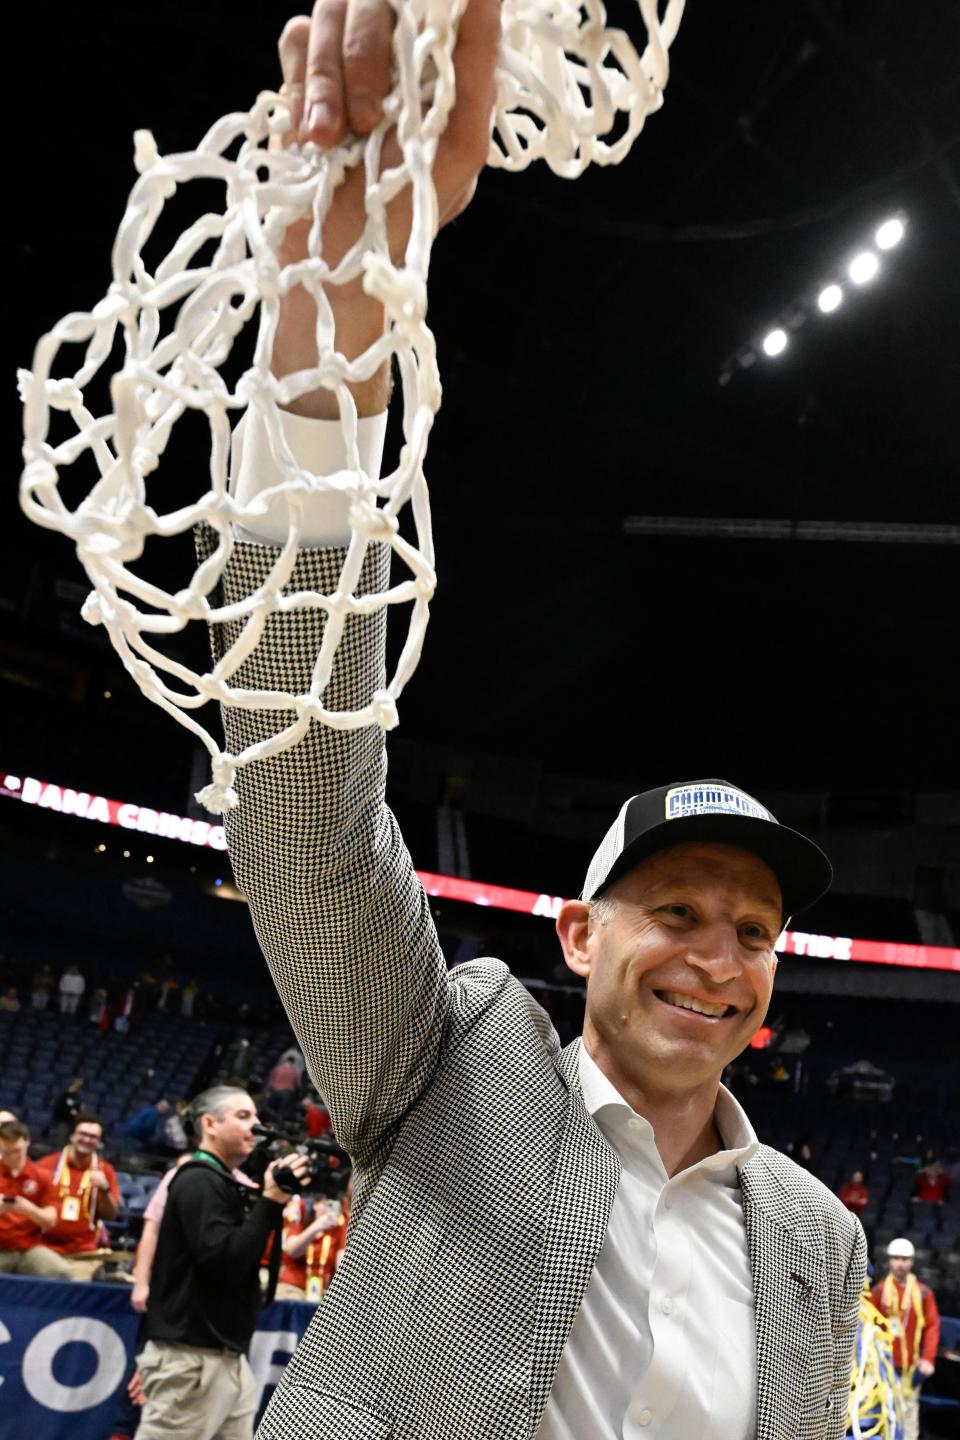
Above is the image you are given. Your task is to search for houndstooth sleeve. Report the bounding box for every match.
[200,532,448,1162]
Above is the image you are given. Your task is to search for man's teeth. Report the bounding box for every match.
[661,991,729,1018]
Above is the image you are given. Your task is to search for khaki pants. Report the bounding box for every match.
[60,1251,113,1282]
[274,1280,307,1301]
[136,1339,257,1440]
[0,1247,72,1280]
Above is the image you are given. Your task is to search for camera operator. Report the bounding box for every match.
[136,1085,308,1440]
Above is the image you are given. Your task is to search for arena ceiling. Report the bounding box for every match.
[5,1,959,899]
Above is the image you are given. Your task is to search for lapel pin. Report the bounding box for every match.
[790,1271,814,1301]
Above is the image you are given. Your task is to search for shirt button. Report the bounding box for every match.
[663,1197,672,1210]
[660,1297,674,1315]
[638,1409,653,1427]
[628,1118,643,1131]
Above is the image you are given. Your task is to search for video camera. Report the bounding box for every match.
[250,1123,352,1196]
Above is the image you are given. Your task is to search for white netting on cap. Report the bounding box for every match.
[19,0,684,814]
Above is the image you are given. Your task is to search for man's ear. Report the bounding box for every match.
[556,900,594,981]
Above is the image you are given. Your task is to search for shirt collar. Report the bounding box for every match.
[577,1041,760,1171]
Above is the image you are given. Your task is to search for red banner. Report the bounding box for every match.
[4,770,958,973]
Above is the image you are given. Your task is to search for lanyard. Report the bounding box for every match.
[53,1148,99,1228]
[192,1149,232,1175]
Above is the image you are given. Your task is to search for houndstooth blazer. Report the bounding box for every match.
[204,535,867,1440]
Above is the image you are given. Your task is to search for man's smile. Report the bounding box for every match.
[653,989,739,1021]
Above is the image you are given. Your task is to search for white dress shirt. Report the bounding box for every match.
[230,405,388,547]
[536,1047,760,1440]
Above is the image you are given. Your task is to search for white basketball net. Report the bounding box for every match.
[20,0,684,815]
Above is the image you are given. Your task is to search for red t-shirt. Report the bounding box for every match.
[35,1151,120,1254]
[914,1171,951,1203]
[304,1106,331,1140]
[279,1195,347,1295]
[838,1182,869,1215]
[0,1160,58,1251]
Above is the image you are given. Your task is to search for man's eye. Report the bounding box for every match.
[742,924,770,941]
[661,904,689,918]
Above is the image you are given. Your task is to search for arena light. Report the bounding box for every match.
[722,212,907,383]
[817,284,843,314]
[848,250,880,285]
[875,217,905,250]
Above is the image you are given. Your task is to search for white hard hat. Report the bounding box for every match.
[887,1238,915,1258]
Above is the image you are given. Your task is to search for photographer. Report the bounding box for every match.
[136,1085,307,1440]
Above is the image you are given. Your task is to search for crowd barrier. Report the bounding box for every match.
[0,1274,313,1439]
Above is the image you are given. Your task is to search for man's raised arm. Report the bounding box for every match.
[211,2,499,1166]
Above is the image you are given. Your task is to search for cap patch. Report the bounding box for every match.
[665,783,772,822]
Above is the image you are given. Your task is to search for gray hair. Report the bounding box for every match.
[589,894,619,926]
[189,1085,250,1132]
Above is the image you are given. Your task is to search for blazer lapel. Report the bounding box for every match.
[740,1154,829,1440]
[527,1038,621,1436]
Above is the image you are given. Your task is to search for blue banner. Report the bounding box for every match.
[0,1275,314,1440]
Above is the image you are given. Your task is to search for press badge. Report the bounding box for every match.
[61,1196,81,1222]
[306,1276,323,1302]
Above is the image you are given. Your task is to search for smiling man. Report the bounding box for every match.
[205,8,866,1438]
[37,1112,121,1280]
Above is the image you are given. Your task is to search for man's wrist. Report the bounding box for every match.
[273,282,389,420]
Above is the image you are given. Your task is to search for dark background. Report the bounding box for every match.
[4,0,960,973]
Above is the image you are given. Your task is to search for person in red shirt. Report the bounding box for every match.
[838,1169,869,1217]
[267,1059,301,1120]
[870,1237,940,1440]
[276,1188,350,1301]
[37,1112,121,1280]
[0,1118,71,1279]
[300,1096,332,1140]
[913,1160,951,1206]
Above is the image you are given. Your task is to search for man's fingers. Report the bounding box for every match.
[343,0,395,136]
[438,0,501,183]
[278,15,311,137]
[304,0,349,146]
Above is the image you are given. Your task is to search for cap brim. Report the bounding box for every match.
[598,812,833,922]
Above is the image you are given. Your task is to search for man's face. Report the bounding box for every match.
[890,1256,913,1282]
[203,1095,259,1165]
[70,1123,103,1162]
[561,842,781,1098]
[0,1138,29,1173]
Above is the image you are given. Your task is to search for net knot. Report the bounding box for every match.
[133,130,160,175]
[363,255,427,327]
[194,756,239,815]
[348,497,399,541]
[236,368,272,408]
[371,690,399,730]
[318,352,347,389]
[20,457,58,502]
[80,591,103,626]
[256,254,282,303]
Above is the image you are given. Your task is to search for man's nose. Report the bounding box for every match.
[683,922,743,982]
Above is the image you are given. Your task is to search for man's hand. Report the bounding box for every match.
[130,1280,149,1313]
[262,1154,312,1204]
[128,1368,146,1407]
[271,0,500,417]
[917,1358,936,1379]
[90,1171,111,1192]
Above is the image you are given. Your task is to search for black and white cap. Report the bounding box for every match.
[582,778,832,922]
